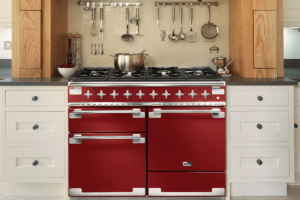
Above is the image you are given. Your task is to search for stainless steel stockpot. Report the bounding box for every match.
[110,53,149,72]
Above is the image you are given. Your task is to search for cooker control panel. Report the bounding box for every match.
[69,86,226,103]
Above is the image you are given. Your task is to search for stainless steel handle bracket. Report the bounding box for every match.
[69,109,145,119]
[149,108,225,118]
[69,134,145,144]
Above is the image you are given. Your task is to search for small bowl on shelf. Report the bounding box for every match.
[58,65,77,78]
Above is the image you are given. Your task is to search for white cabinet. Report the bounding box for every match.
[294,88,300,173]
[0,86,68,184]
[227,86,295,198]
[0,0,12,27]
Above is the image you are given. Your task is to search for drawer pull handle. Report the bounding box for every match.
[257,124,263,129]
[70,134,145,144]
[257,159,263,165]
[295,123,298,128]
[33,124,39,130]
[32,96,38,101]
[32,160,39,166]
[257,96,263,101]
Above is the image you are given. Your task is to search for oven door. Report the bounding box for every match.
[148,107,226,171]
[69,133,146,197]
[69,107,146,132]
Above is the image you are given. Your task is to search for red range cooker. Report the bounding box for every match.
[68,67,226,198]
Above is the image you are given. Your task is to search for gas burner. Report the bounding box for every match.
[108,69,147,82]
[183,67,223,81]
[70,67,111,82]
[147,67,186,81]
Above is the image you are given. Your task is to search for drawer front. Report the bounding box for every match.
[5,147,64,178]
[230,147,289,178]
[6,91,65,107]
[148,172,225,197]
[229,89,289,106]
[69,107,146,133]
[6,112,65,142]
[230,111,289,142]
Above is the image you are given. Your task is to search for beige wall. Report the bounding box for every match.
[0,0,12,27]
[284,0,300,27]
[68,0,229,69]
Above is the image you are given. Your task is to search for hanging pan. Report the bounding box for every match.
[201,5,219,40]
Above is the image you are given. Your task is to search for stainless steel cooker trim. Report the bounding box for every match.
[68,102,226,107]
[149,108,225,118]
[69,108,145,118]
[69,134,145,144]
[68,81,226,87]
[69,188,146,197]
[148,188,225,197]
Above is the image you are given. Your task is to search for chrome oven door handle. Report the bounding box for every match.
[149,108,225,118]
[69,134,145,144]
[69,188,146,197]
[149,188,225,197]
[69,109,145,119]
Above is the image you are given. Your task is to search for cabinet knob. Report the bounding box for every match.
[32,160,39,166]
[32,96,38,101]
[257,124,263,129]
[295,123,298,128]
[257,159,263,165]
[33,124,39,130]
[257,96,263,101]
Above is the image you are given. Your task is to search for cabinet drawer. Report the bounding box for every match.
[6,90,65,107]
[230,147,289,178]
[6,112,65,142]
[229,111,289,142]
[229,89,289,106]
[148,172,225,197]
[5,147,64,178]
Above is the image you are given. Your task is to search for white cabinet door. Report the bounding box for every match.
[229,111,289,142]
[295,107,300,172]
[6,112,65,142]
[5,147,65,178]
[230,147,290,178]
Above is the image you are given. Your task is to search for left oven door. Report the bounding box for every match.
[69,133,146,197]
[69,107,146,132]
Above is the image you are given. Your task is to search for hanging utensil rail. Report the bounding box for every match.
[155,1,218,7]
[78,1,142,7]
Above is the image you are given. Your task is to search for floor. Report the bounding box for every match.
[0,186,299,200]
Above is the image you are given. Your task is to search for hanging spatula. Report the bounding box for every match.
[187,4,196,42]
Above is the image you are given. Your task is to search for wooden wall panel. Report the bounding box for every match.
[254,69,278,78]
[20,0,41,10]
[19,11,41,69]
[253,0,277,10]
[229,0,244,77]
[243,0,255,78]
[42,0,68,78]
[254,11,277,69]
[12,0,20,78]
[19,69,42,78]
[277,0,284,77]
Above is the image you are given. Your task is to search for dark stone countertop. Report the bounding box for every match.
[224,72,298,86]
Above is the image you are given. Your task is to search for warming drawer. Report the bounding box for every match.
[148,172,226,197]
[148,107,226,171]
[69,133,146,197]
[69,107,146,132]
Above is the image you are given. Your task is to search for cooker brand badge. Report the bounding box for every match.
[183,162,192,167]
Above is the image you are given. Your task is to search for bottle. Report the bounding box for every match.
[67,33,74,65]
[74,33,82,70]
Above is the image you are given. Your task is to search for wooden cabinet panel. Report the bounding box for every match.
[19,11,41,69]
[254,69,277,78]
[20,0,41,10]
[253,0,277,10]
[254,11,277,69]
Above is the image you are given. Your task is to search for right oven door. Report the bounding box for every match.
[148,107,226,172]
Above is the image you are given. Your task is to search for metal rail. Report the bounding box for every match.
[155,1,218,7]
[78,1,142,7]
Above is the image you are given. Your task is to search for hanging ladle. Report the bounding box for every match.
[168,4,179,41]
[121,2,133,41]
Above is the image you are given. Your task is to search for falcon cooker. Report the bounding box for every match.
[68,67,226,198]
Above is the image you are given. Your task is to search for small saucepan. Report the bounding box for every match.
[201,5,219,40]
